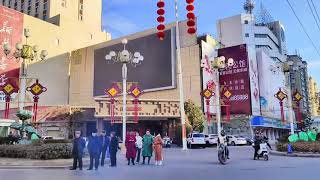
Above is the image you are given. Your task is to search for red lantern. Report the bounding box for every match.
[188,27,196,34]
[186,0,194,3]
[187,19,195,27]
[156,0,166,40]
[187,12,195,20]
[157,31,165,40]
[157,16,165,23]
[186,4,194,11]
[157,1,165,8]
[157,8,165,15]
[157,24,165,31]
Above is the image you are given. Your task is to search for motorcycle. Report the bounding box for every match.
[218,143,228,165]
[253,141,269,161]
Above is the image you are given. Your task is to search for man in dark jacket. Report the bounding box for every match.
[109,131,119,167]
[253,131,263,160]
[99,130,110,167]
[70,130,86,170]
[87,129,101,170]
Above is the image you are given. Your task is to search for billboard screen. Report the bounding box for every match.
[257,50,289,120]
[0,7,23,101]
[218,44,251,115]
[94,29,175,97]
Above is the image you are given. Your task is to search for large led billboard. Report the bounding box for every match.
[93,30,176,97]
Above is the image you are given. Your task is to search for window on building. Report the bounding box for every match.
[35,13,39,17]
[35,7,39,13]
[14,1,17,9]
[55,38,60,46]
[245,33,249,37]
[61,0,67,7]
[244,20,249,24]
[254,34,268,38]
[256,45,272,50]
[35,2,39,7]
[27,10,31,15]
[8,0,12,6]
[79,0,84,21]
[43,10,47,14]
[28,0,31,5]
[43,14,47,20]
[27,6,31,10]
[43,2,48,10]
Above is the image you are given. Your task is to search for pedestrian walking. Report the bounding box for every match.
[109,131,119,167]
[70,130,86,170]
[153,134,164,166]
[87,129,101,170]
[135,131,143,164]
[142,130,153,165]
[125,131,137,165]
[99,130,110,167]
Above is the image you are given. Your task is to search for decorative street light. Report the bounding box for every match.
[3,28,48,111]
[201,55,234,138]
[270,61,304,134]
[105,38,144,142]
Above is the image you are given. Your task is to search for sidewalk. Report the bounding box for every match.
[0,157,90,169]
[270,150,320,158]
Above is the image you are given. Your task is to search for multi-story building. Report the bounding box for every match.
[215,1,292,142]
[287,55,310,115]
[309,76,319,117]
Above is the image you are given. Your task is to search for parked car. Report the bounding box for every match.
[42,136,53,140]
[227,135,247,146]
[163,136,172,148]
[244,136,254,145]
[187,132,206,148]
[205,134,218,146]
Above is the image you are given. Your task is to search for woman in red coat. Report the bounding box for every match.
[125,131,137,165]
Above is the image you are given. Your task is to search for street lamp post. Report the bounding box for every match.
[174,0,188,150]
[202,56,234,137]
[105,39,144,141]
[3,28,48,111]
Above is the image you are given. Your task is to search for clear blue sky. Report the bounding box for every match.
[102,0,320,85]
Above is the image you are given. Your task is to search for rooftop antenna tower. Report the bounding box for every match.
[244,0,255,14]
[255,2,274,25]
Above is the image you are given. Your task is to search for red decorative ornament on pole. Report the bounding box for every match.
[200,88,214,125]
[26,79,47,123]
[1,82,19,119]
[105,83,121,125]
[275,88,288,125]
[222,90,232,123]
[157,0,166,40]
[293,90,303,124]
[186,0,196,34]
[129,85,143,123]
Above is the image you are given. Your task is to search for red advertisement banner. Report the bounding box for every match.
[218,44,251,115]
[0,6,23,97]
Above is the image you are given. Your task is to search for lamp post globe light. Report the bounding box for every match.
[2,28,48,111]
[105,38,144,142]
[201,56,234,138]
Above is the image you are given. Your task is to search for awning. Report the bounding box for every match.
[251,116,296,130]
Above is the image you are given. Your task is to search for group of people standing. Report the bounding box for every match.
[70,129,164,171]
[125,130,164,166]
[70,129,119,171]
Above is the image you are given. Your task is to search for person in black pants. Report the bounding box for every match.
[87,129,101,170]
[70,131,86,170]
[99,130,110,167]
[109,131,119,167]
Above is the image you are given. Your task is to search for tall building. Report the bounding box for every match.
[287,55,310,115]
[216,2,292,142]
[309,76,319,117]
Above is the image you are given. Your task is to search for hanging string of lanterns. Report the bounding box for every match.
[157,0,166,40]
[186,0,196,34]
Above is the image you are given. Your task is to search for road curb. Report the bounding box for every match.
[270,150,320,158]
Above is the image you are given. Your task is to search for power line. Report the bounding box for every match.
[310,0,320,27]
[286,0,320,57]
[307,0,320,32]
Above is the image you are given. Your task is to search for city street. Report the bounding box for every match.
[0,146,319,180]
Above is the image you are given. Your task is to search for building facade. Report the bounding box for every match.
[287,55,310,115]
[216,8,292,142]
[309,76,319,117]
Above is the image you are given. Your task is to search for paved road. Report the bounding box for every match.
[0,146,319,180]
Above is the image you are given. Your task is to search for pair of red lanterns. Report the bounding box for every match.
[156,0,197,40]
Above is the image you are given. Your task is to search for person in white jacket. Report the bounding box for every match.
[135,132,143,164]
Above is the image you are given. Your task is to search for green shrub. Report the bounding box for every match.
[43,139,71,144]
[0,143,72,160]
[277,141,320,153]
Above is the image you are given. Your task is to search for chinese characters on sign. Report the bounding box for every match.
[0,7,23,102]
[218,44,252,115]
